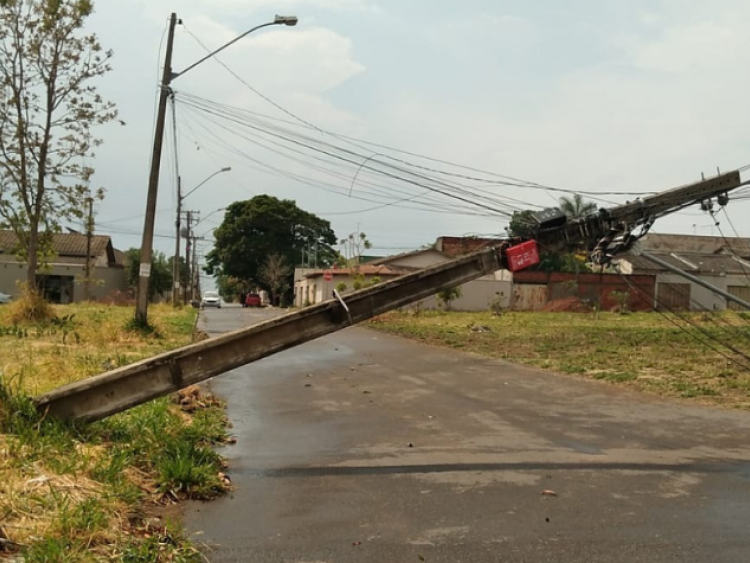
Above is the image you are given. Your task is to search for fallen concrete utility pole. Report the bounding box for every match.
[634,248,750,310]
[33,170,748,422]
[35,248,503,422]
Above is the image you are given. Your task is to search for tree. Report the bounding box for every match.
[205,195,337,302]
[258,253,291,306]
[216,274,243,303]
[124,248,171,302]
[437,286,462,311]
[558,194,597,220]
[507,210,538,238]
[340,231,372,265]
[0,0,119,294]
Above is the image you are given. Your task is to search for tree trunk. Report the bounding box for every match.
[26,226,38,290]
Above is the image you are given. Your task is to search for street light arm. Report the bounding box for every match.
[183,167,231,200]
[172,15,297,80]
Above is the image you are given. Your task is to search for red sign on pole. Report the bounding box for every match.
[506,240,540,272]
[324,270,333,282]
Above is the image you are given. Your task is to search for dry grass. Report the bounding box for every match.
[370,309,750,408]
[0,302,221,562]
[0,302,198,395]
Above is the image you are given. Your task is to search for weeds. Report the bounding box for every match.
[0,303,221,560]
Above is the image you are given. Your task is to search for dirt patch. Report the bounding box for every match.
[542,297,590,313]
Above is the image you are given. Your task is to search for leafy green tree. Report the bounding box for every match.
[437,286,462,311]
[507,210,538,238]
[205,195,337,301]
[124,249,171,302]
[558,194,597,220]
[0,0,119,292]
[216,274,243,303]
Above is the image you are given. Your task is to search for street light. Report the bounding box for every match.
[172,168,231,304]
[136,14,298,325]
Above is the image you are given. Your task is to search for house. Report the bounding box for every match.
[294,237,512,311]
[0,230,128,303]
[614,233,750,310]
[294,263,410,307]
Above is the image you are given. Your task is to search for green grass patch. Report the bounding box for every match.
[0,303,225,561]
[370,310,750,407]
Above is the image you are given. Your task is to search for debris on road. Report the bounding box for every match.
[541,489,558,497]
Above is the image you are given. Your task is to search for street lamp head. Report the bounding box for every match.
[220,166,232,172]
[275,14,298,26]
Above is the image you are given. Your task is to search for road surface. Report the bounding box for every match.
[186,305,750,562]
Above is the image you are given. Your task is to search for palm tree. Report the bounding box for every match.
[558,194,597,219]
[558,194,597,280]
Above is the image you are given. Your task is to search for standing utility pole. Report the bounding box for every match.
[172,175,182,304]
[134,13,297,324]
[184,210,192,305]
[190,235,206,300]
[84,197,94,301]
[135,12,177,325]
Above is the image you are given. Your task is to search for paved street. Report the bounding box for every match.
[186,305,750,562]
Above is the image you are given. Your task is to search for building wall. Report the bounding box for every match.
[379,249,512,312]
[0,261,127,302]
[654,273,750,311]
[512,271,657,311]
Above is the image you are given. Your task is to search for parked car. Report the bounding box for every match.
[244,293,262,307]
[201,291,222,308]
[0,292,11,304]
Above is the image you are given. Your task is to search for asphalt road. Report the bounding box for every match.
[186,305,750,562]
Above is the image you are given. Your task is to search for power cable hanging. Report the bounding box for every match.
[618,273,750,370]
[177,99,522,218]
[176,92,554,204]
[635,229,750,335]
[176,96,521,218]
[177,106,502,217]
[176,100,491,214]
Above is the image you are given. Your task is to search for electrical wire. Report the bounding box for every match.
[177,29,655,202]
[176,101,511,218]
[175,94,526,218]
[618,273,750,370]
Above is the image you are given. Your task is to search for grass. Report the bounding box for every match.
[0,302,227,562]
[369,309,750,408]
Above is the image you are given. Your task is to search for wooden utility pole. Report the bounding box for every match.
[184,210,191,305]
[135,13,177,325]
[172,175,182,304]
[84,197,94,301]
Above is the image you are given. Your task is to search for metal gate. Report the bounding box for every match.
[727,285,750,311]
[512,284,547,311]
[656,282,691,310]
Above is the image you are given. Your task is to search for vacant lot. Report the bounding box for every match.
[371,310,750,408]
[0,303,227,562]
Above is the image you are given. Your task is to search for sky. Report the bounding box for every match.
[78,0,750,285]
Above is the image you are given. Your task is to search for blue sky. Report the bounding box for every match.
[82,0,750,275]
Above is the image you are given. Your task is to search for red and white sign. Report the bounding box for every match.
[324,270,333,282]
[506,240,540,272]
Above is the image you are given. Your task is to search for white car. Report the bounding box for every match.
[201,291,221,308]
[0,292,11,304]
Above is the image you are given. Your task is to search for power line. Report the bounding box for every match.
[618,273,750,370]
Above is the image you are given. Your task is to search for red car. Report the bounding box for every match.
[244,293,262,307]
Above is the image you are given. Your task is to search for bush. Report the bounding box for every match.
[6,287,54,324]
[437,286,462,311]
